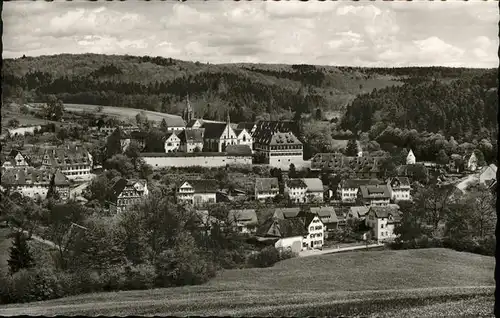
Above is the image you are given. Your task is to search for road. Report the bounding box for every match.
[299,242,384,257]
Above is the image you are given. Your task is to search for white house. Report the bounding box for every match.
[256,218,308,254]
[302,213,325,250]
[285,179,308,203]
[387,177,412,202]
[302,178,324,202]
[255,177,279,201]
[365,206,402,242]
[41,145,94,181]
[1,150,31,170]
[337,179,382,203]
[234,128,253,151]
[1,168,70,201]
[357,184,391,206]
[176,179,218,206]
[164,132,181,153]
[406,149,416,165]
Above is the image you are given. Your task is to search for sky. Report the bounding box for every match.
[3,0,498,68]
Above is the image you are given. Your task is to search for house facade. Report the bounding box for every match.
[365,206,401,241]
[302,214,325,250]
[234,128,253,150]
[256,217,307,254]
[1,168,70,201]
[255,177,279,201]
[387,177,412,202]
[203,118,239,152]
[41,145,94,181]
[178,129,204,152]
[337,179,382,203]
[176,179,218,206]
[164,132,181,153]
[285,179,308,203]
[1,150,31,170]
[310,206,338,237]
[109,178,149,213]
[357,184,391,206]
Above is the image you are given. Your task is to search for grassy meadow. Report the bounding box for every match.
[0,248,494,317]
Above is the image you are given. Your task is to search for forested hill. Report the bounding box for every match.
[2,54,495,127]
[341,69,498,142]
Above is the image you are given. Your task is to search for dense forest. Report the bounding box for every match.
[2,54,497,141]
[342,70,498,142]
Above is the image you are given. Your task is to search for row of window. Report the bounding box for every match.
[64,171,90,176]
[309,233,322,238]
[269,152,303,157]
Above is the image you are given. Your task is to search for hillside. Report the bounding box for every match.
[4,54,481,123]
[0,248,494,317]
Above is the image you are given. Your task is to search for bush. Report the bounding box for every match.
[0,268,60,304]
[218,249,247,269]
[246,246,296,268]
[123,263,156,290]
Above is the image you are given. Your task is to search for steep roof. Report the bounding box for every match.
[260,132,302,147]
[349,206,370,218]
[252,120,298,142]
[256,217,308,238]
[302,178,324,192]
[341,179,382,189]
[359,184,391,199]
[310,206,338,224]
[286,179,307,189]
[273,207,301,219]
[1,168,52,186]
[178,129,204,143]
[202,123,228,139]
[186,119,201,128]
[53,170,70,186]
[226,144,252,156]
[110,178,147,200]
[255,178,279,192]
[228,209,258,225]
[237,122,256,131]
[368,206,401,222]
[185,179,219,193]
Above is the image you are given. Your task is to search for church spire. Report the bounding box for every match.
[184,93,193,123]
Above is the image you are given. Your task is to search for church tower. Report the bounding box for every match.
[183,94,193,123]
[406,149,416,165]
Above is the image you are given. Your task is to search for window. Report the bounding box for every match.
[310,226,314,231]
[381,224,384,229]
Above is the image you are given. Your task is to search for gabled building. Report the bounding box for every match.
[302,178,324,203]
[311,153,385,178]
[346,206,370,221]
[387,177,412,202]
[365,206,402,241]
[337,179,382,203]
[1,150,31,170]
[272,207,301,219]
[256,218,308,254]
[302,213,325,250]
[1,168,70,200]
[176,179,218,206]
[357,184,391,206]
[255,177,279,201]
[227,209,258,234]
[178,129,204,152]
[237,122,257,135]
[256,132,304,170]
[109,178,149,214]
[202,116,239,152]
[41,145,94,181]
[186,119,203,130]
[164,132,181,153]
[233,128,253,150]
[310,206,339,234]
[406,149,416,165]
[285,179,308,203]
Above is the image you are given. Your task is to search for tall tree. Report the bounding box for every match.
[8,231,35,274]
[43,95,65,121]
[345,139,358,156]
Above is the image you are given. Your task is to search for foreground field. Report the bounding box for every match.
[0,248,494,317]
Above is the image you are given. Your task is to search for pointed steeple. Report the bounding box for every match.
[183,93,193,123]
[226,110,231,139]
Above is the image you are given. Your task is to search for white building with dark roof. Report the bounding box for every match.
[1,168,70,201]
[365,206,402,241]
[228,209,259,234]
[176,179,219,206]
[109,178,149,213]
[387,177,412,202]
[41,145,94,181]
[255,177,279,201]
[357,184,391,206]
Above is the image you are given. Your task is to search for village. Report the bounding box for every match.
[1,95,496,257]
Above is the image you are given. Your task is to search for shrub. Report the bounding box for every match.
[218,249,247,269]
[245,246,296,268]
[0,268,60,304]
[123,263,157,290]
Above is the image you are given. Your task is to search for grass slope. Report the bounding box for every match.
[0,248,494,317]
